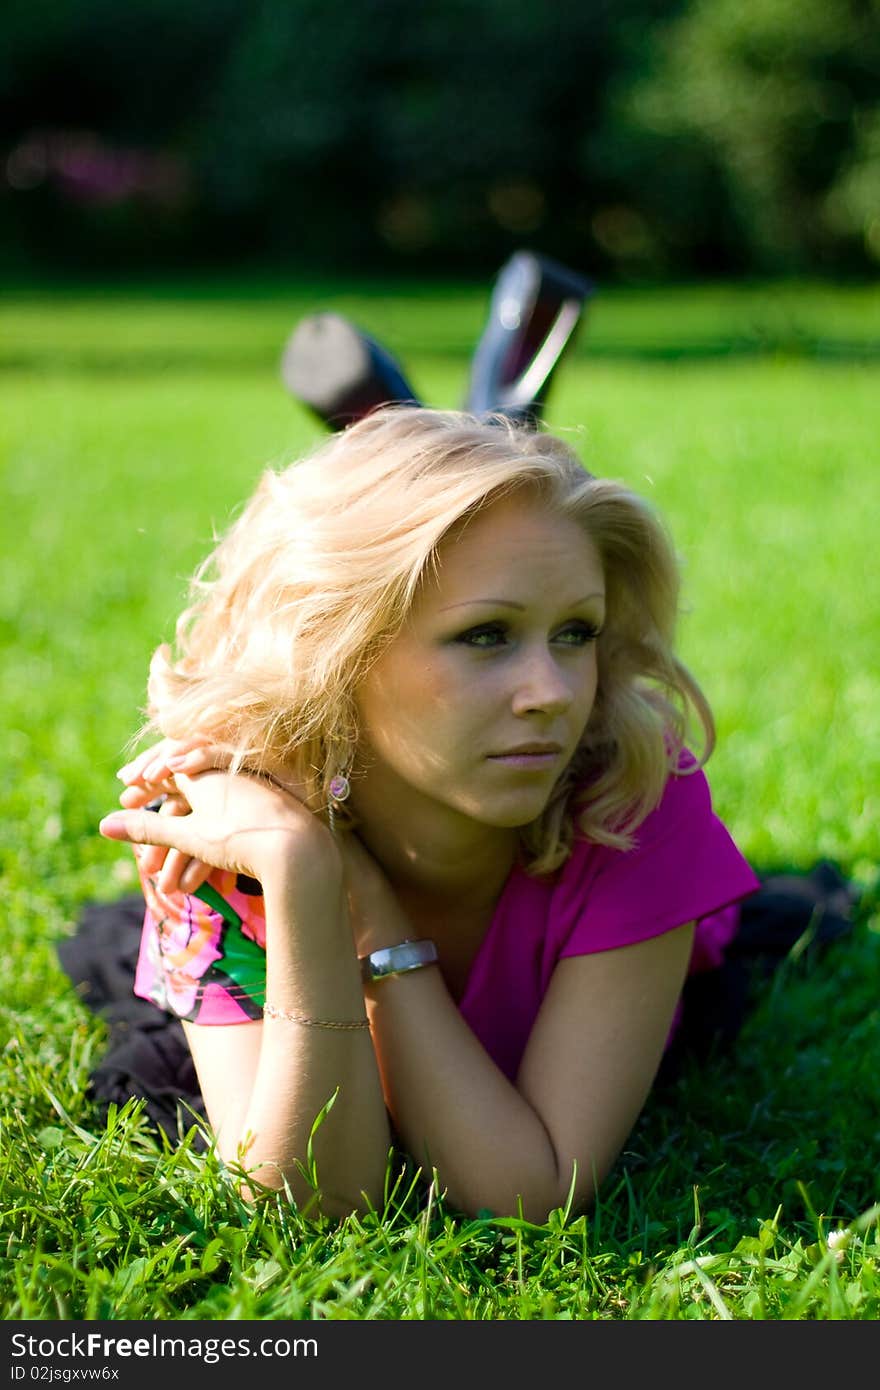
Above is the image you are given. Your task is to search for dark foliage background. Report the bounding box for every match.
[2,0,878,279]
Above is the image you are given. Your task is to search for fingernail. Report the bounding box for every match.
[99,813,128,839]
[116,763,133,781]
[170,750,206,770]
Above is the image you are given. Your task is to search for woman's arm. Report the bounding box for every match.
[342,834,693,1221]
[366,926,693,1221]
[100,774,390,1218]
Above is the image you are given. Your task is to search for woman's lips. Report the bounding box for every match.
[487,751,561,769]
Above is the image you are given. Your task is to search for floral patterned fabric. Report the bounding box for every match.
[134,868,268,1023]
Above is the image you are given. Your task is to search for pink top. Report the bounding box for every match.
[134,756,759,1081]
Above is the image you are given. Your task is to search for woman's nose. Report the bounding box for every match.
[509,647,574,716]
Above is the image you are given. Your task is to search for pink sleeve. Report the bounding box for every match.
[552,762,761,961]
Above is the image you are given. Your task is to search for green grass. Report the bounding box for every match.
[3,274,880,372]
[1,277,879,1320]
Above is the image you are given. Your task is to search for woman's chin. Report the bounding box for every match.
[469,790,555,830]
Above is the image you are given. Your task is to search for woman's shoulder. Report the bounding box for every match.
[549,749,758,952]
[567,746,712,862]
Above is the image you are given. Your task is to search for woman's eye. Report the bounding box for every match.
[457,624,507,648]
[555,622,602,645]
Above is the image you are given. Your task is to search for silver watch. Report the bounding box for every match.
[359,938,439,983]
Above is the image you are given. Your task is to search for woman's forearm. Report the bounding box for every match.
[362,926,693,1222]
[200,862,391,1217]
[242,1015,390,1217]
[363,967,570,1220]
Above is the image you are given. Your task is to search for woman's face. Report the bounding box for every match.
[353,491,605,831]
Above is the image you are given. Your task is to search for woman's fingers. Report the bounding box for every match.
[138,844,167,876]
[103,791,215,897]
[98,803,258,885]
[100,807,189,848]
[153,796,200,893]
[116,739,174,786]
[178,858,213,895]
[137,793,190,878]
[119,782,170,809]
[117,738,229,788]
[157,848,198,896]
[166,745,228,777]
[101,768,333,888]
[100,807,236,887]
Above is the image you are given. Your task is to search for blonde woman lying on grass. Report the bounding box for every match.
[98,406,758,1221]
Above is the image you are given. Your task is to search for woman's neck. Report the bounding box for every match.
[347,778,518,909]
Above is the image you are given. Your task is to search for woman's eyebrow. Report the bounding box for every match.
[439,593,605,612]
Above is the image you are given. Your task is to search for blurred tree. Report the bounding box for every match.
[1,0,244,141]
[0,0,245,269]
[0,0,684,276]
[186,0,641,271]
[1,0,875,276]
[609,0,880,273]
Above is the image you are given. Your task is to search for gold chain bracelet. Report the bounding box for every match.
[262,1002,370,1030]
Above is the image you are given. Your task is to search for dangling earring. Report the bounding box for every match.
[327,771,351,835]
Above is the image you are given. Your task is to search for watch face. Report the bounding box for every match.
[361,940,438,982]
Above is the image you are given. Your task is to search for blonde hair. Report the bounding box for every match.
[143,406,714,875]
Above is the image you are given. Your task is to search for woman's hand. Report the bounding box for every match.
[115,737,315,894]
[100,768,339,892]
[116,737,224,809]
[115,738,233,891]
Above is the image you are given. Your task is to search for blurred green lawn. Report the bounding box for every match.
[1,277,879,1319]
[3,274,879,369]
